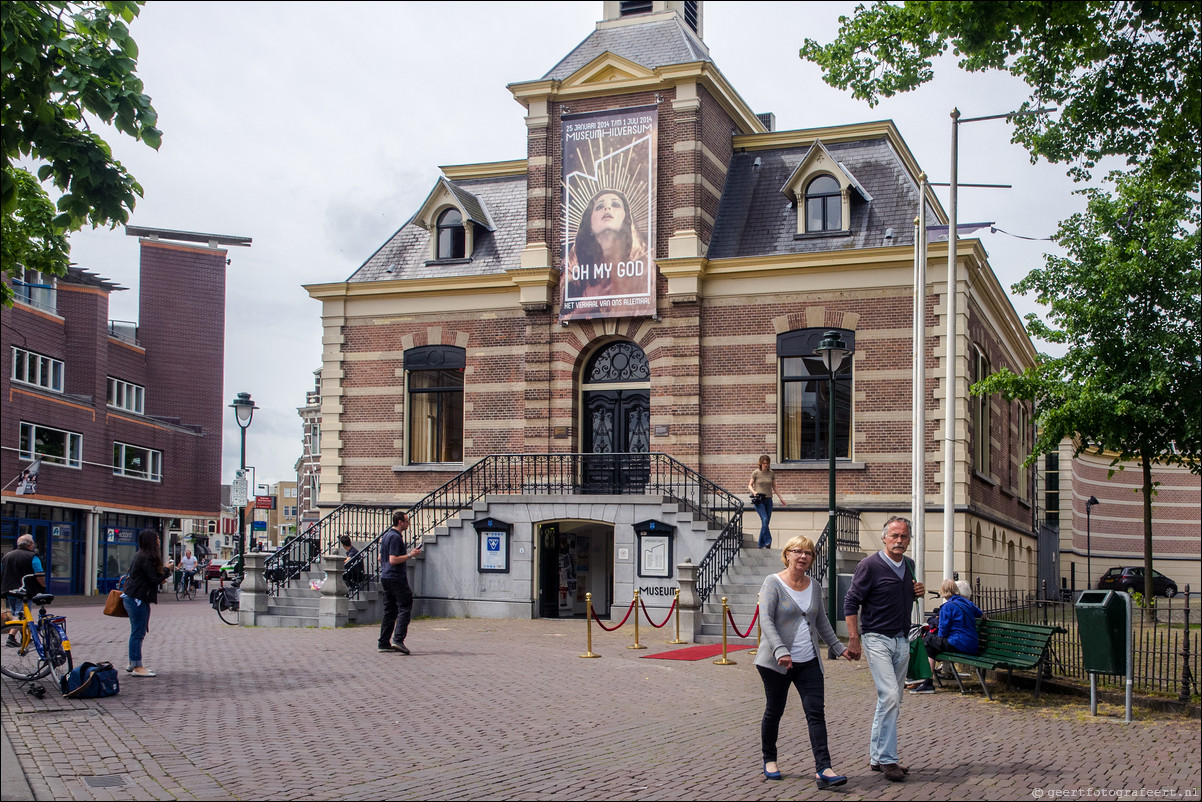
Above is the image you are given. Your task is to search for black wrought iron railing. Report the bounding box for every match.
[263,504,394,596]
[807,507,862,584]
[296,453,744,601]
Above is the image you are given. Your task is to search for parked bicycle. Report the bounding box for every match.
[210,575,241,625]
[1,584,73,686]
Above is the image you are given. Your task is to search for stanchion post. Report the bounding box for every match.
[579,592,600,659]
[749,593,760,656]
[627,589,647,650]
[667,588,686,644]
[713,597,737,665]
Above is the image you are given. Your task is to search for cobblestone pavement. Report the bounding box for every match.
[2,598,1199,801]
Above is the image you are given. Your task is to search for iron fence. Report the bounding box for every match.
[971,580,1199,701]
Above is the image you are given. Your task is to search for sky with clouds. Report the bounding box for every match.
[62,1,1092,486]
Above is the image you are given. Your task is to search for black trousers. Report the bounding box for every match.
[379,577,413,648]
[757,658,831,773]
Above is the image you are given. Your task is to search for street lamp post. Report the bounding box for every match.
[815,330,852,622]
[1085,495,1099,591]
[230,392,258,568]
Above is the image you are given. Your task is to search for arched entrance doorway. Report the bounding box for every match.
[580,341,650,493]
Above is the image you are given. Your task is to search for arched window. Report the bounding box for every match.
[436,208,466,260]
[804,175,841,233]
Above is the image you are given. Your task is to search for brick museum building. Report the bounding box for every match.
[302,1,1196,621]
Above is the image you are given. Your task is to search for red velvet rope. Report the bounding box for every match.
[590,596,637,632]
[726,604,760,639]
[638,595,677,628]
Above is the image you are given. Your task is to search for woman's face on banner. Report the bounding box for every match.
[589,192,626,237]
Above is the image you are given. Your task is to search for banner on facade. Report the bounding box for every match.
[560,105,657,322]
[14,458,41,495]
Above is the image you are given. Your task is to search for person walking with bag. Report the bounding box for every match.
[842,516,925,782]
[748,455,787,549]
[378,510,421,654]
[122,529,173,677]
[755,535,854,790]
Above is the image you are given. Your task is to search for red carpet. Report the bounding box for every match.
[641,643,755,661]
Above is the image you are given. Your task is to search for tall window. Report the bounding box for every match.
[973,344,992,475]
[11,347,63,392]
[107,377,146,414]
[778,329,854,461]
[804,175,841,233]
[113,442,162,482]
[19,422,82,468]
[406,345,465,463]
[436,208,466,260]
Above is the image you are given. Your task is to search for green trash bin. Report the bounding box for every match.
[1075,590,1128,674]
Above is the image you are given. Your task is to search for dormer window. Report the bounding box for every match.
[805,175,842,233]
[436,209,466,260]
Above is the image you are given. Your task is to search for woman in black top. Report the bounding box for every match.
[121,529,173,677]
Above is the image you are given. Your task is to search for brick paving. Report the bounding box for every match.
[2,597,1199,801]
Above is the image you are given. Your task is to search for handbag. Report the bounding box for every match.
[61,661,120,698]
[103,589,127,618]
[907,632,933,680]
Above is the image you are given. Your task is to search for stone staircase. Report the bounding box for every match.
[696,543,868,644]
[255,566,381,627]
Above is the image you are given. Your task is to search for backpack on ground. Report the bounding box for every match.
[60,661,120,699]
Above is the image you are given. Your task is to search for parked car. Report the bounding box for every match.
[204,560,227,580]
[1097,566,1179,597]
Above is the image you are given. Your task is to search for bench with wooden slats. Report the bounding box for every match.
[938,619,1067,699]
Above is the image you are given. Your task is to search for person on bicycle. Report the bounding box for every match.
[2,535,44,644]
[179,550,198,592]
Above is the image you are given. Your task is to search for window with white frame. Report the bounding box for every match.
[19,422,82,468]
[11,347,63,392]
[13,269,56,313]
[107,377,145,414]
[113,442,162,482]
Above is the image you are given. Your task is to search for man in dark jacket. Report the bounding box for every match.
[2,534,44,644]
[843,516,925,782]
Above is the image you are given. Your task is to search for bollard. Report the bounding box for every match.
[713,597,737,665]
[579,592,600,659]
[667,588,687,644]
[749,593,760,656]
[627,589,647,650]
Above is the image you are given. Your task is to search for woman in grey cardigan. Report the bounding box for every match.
[754,535,856,789]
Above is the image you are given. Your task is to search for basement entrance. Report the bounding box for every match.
[536,521,614,619]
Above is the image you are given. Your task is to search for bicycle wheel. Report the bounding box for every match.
[215,593,239,625]
[175,583,187,602]
[0,627,50,681]
[41,620,72,687]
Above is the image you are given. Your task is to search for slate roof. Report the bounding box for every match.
[709,136,939,259]
[348,174,525,283]
[542,16,710,80]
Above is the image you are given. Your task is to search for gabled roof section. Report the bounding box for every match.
[561,51,657,89]
[413,177,496,232]
[542,14,710,81]
[780,140,873,204]
[348,172,525,283]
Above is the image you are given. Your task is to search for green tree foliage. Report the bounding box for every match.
[975,170,1201,600]
[1,0,160,306]
[799,1,1201,190]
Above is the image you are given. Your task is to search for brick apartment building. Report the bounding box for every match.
[300,1,1077,617]
[2,227,246,595]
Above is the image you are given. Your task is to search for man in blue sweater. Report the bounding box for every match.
[843,516,925,782]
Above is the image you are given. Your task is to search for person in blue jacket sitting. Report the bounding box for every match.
[910,579,984,693]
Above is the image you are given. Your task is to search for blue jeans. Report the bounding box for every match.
[754,498,773,548]
[862,632,908,765]
[757,658,832,773]
[123,596,151,667]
